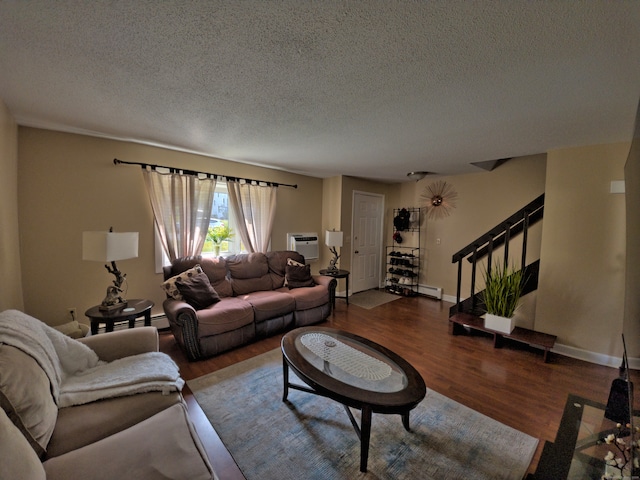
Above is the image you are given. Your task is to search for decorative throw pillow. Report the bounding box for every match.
[175,272,221,310]
[287,257,304,267]
[161,265,204,300]
[285,263,315,289]
[284,257,305,287]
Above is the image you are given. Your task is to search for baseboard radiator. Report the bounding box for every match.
[419,284,442,300]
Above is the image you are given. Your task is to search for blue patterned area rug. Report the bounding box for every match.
[188,349,538,480]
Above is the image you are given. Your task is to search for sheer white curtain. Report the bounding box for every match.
[143,169,216,262]
[227,181,277,253]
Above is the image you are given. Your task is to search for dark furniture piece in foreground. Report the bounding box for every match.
[281,326,426,473]
[85,298,153,335]
[449,312,557,362]
[531,394,639,479]
[319,268,350,306]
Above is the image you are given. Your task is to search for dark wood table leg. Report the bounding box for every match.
[128,316,136,328]
[90,319,99,335]
[144,310,152,327]
[105,319,115,332]
[360,405,372,472]
[401,411,411,431]
[449,320,464,335]
[345,274,349,305]
[282,357,289,402]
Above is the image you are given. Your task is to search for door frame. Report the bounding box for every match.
[350,190,385,294]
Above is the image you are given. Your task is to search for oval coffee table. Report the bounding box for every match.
[281,326,426,472]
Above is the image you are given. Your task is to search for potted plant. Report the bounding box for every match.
[206,223,234,256]
[481,261,525,334]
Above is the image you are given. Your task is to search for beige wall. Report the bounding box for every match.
[400,155,546,301]
[536,143,628,357]
[0,100,24,311]
[7,121,635,361]
[339,176,394,274]
[321,176,343,270]
[17,128,324,326]
[624,123,640,358]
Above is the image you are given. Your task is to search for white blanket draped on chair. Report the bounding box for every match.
[0,310,184,408]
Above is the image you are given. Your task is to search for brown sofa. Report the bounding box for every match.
[0,320,215,480]
[162,251,336,361]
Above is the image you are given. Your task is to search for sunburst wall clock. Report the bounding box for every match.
[421,180,458,219]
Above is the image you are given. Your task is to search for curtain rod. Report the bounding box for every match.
[113,158,298,189]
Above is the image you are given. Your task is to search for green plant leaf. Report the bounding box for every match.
[206,224,234,245]
[481,262,525,318]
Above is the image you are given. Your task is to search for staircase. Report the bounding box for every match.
[448,193,556,361]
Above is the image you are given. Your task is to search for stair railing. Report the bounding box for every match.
[450,193,544,316]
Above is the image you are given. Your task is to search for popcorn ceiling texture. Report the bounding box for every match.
[1,1,639,181]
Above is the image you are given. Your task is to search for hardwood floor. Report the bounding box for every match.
[159,294,639,479]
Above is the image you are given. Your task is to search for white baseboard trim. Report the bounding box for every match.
[335,288,349,299]
[552,343,640,369]
[442,293,457,304]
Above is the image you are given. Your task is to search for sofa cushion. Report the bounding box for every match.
[0,344,57,458]
[197,256,233,298]
[0,407,46,480]
[46,391,182,458]
[239,291,296,323]
[176,272,221,310]
[278,283,330,310]
[226,253,272,295]
[267,250,306,288]
[43,403,214,480]
[285,263,315,289]
[196,297,255,337]
[162,265,204,300]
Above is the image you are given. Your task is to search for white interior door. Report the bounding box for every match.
[351,191,384,294]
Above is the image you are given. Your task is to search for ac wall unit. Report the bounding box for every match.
[287,233,319,260]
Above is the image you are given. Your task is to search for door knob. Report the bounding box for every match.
[355,250,359,254]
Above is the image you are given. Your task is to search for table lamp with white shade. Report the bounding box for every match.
[325,230,343,271]
[83,228,139,312]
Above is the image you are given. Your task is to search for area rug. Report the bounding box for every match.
[188,349,538,480]
[349,289,401,309]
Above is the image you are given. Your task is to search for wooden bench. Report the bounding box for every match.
[449,312,557,362]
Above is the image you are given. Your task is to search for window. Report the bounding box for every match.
[200,184,242,257]
[154,182,243,272]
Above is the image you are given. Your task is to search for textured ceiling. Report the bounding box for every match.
[1,1,640,182]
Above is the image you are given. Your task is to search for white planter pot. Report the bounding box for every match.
[484,313,516,334]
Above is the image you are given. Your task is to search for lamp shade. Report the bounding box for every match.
[83,231,139,262]
[325,230,343,248]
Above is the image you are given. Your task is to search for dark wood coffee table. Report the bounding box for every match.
[281,326,426,472]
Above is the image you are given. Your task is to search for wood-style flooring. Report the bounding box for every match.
[159,294,639,479]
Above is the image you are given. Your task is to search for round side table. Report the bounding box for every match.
[85,299,154,335]
[319,269,350,307]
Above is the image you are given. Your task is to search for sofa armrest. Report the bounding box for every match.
[312,274,334,288]
[78,327,159,362]
[312,275,337,314]
[163,299,202,361]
